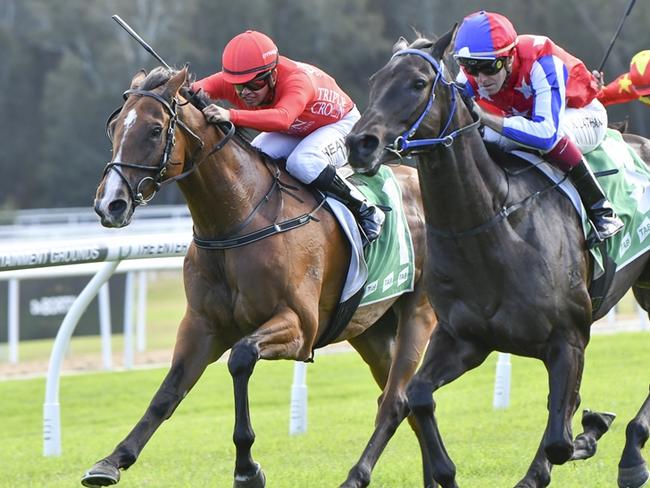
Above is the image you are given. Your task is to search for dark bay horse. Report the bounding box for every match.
[346,30,650,488]
[82,66,437,488]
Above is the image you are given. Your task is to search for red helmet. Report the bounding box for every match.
[221,30,279,84]
[629,50,650,96]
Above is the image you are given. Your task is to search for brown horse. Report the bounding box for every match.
[81,66,436,488]
[346,30,650,488]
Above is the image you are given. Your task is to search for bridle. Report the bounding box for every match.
[103,82,323,250]
[104,88,234,206]
[382,48,566,239]
[385,49,481,158]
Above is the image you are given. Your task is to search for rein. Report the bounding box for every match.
[386,48,565,239]
[426,167,569,238]
[105,81,324,250]
[104,88,234,205]
[386,49,481,156]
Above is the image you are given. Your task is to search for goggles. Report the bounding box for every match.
[234,70,273,94]
[456,57,507,77]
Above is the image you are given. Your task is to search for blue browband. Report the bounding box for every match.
[389,49,468,152]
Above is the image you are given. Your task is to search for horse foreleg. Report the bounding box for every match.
[513,440,552,488]
[81,315,223,487]
[229,307,305,488]
[515,336,585,488]
[618,387,650,488]
[341,293,436,488]
[542,337,585,465]
[406,324,489,488]
[514,395,585,487]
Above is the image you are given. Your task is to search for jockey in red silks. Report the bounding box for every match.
[598,50,650,107]
[192,30,384,243]
[454,11,623,242]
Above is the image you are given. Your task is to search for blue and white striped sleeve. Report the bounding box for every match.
[502,55,567,151]
[454,70,475,98]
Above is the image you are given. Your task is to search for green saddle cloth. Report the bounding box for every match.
[348,166,415,306]
[585,129,650,274]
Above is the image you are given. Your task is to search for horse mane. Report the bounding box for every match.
[139,67,263,153]
[140,66,174,91]
[409,37,435,50]
[189,87,260,150]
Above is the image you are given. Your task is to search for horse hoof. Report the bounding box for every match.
[233,463,266,488]
[81,459,120,487]
[619,462,650,488]
[339,464,371,488]
[582,409,616,438]
[545,440,573,465]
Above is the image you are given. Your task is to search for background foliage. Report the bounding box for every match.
[1,0,648,210]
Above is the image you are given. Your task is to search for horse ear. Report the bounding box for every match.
[392,36,409,53]
[431,24,457,61]
[163,67,188,100]
[130,69,147,89]
[440,23,461,80]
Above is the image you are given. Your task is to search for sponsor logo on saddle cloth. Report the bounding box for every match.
[515,129,650,279]
[328,166,415,306]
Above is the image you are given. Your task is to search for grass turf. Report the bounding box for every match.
[1,330,649,487]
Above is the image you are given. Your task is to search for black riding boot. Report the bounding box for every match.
[568,160,624,241]
[312,165,385,243]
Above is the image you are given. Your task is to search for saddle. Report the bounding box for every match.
[482,130,650,314]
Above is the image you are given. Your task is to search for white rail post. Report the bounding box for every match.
[607,306,617,327]
[493,352,511,409]
[98,283,112,370]
[136,271,147,352]
[122,271,135,369]
[289,361,308,435]
[8,278,19,363]
[43,260,119,456]
[637,303,649,330]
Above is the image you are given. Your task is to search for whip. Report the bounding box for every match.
[112,15,172,70]
[597,0,637,73]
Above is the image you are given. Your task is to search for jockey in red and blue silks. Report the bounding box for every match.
[192,30,384,243]
[454,10,623,242]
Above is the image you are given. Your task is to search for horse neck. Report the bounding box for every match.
[417,113,506,234]
[177,129,272,238]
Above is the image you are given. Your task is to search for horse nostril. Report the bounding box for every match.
[359,135,380,153]
[108,199,127,216]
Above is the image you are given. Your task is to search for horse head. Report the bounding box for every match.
[95,66,208,227]
[346,28,475,175]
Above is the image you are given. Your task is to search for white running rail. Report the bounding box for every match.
[0,233,190,456]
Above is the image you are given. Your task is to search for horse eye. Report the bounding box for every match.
[413,79,427,90]
[150,126,163,138]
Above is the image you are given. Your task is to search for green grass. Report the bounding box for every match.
[2,331,650,487]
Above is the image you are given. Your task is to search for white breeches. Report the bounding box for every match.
[251,107,361,184]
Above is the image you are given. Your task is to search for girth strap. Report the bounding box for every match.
[193,209,322,250]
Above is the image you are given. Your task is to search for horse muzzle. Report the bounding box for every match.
[94,196,133,228]
[346,132,382,175]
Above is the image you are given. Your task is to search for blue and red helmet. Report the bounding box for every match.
[454,11,518,60]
